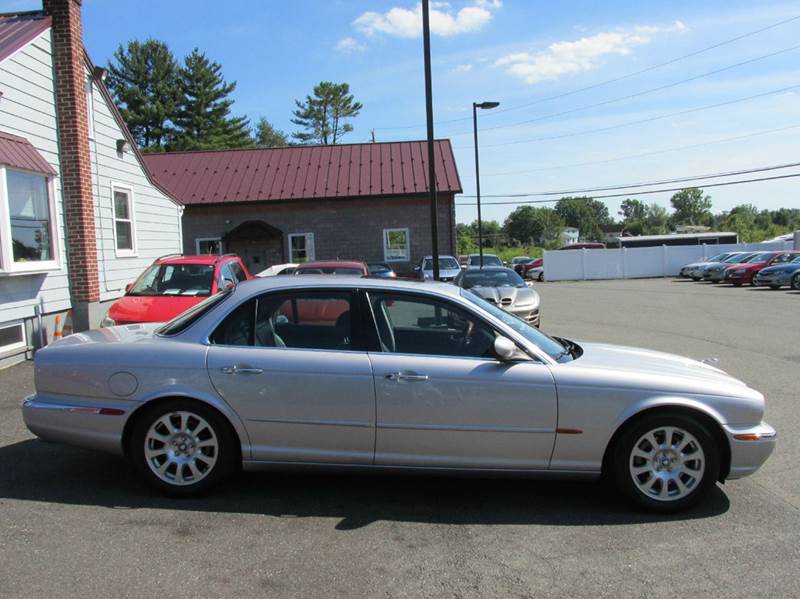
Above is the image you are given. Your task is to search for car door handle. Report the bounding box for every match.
[220,365,264,375]
[385,372,429,382]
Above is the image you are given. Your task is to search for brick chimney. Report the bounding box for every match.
[42,0,99,327]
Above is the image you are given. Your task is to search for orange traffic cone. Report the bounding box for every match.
[62,309,73,336]
[53,314,62,340]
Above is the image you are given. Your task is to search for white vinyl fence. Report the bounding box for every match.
[543,241,796,282]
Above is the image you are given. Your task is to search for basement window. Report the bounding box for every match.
[0,321,26,355]
[0,167,60,273]
[288,233,315,263]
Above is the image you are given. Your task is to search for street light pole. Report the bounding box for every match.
[472,101,500,268]
[422,0,440,280]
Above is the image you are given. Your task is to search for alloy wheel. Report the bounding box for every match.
[144,411,219,486]
[628,426,705,502]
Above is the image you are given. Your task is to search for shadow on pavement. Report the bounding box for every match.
[0,438,730,529]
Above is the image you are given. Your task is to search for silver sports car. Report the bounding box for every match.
[23,277,775,511]
[454,266,540,327]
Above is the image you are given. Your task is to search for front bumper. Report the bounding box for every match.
[510,305,540,327]
[754,273,791,287]
[22,393,134,456]
[723,421,777,480]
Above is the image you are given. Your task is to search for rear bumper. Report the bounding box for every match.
[723,422,777,480]
[22,394,134,456]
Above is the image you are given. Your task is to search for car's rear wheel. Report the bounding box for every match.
[792,273,800,291]
[612,412,719,512]
[130,400,237,495]
[538,272,544,282]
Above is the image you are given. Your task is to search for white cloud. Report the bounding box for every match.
[354,1,500,39]
[451,63,474,73]
[496,21,688,85]
[335,37,366,53]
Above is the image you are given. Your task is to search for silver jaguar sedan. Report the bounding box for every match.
[23,276,776,511]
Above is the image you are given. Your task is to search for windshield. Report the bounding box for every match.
[156,289,231,336]
[461,269,525,289]
[423,257,459,270]
[297,266,364,275]
[791,255,800,263]
[469,255,503,266]
[707,253,727,262]
[744,252,773,263]
[369,263,391,273]
[129,263,215,296]
[463,290,572,362]
[725,253,752,263]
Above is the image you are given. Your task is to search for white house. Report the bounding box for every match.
[560,227,579,246]
[0,1,182,367]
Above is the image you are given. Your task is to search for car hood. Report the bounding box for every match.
[469,286,539,308]
[684,261,714,269]
[107,294,206,324]
[568,341,757,397]
[759,262,800,274]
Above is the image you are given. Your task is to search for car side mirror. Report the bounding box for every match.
[220,278,235,290]
[494,336,523,362]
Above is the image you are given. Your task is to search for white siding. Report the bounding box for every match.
[0,31,72,323]
[87,71,182,302]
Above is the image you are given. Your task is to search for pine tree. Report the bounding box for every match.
[291,82,362,145]
[170,49,253,151]
[255,117,288,147]
[106,39,180,152]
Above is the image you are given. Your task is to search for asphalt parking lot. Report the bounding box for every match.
[1,278,798,598]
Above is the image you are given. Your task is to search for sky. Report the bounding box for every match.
[4,0,800,225]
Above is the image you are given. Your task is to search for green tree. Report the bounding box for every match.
[456,223,477,254]
[555,196,612,242]
[106,39,180,151]
[255,117,288,147]
[503,206,564,247]
[643,203,669,235]
[170,49,252,151]
[619,198,647,222]
[291,81,362,145]
[669,188,712,226]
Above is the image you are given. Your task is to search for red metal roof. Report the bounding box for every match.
[143,140,462,206]
[0,12,51,64]
[0,130,56,175]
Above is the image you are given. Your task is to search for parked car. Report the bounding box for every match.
[294,260,369,276]
[416,255,462,282]
[702,252,756,283]
[367,263,397,279]
[678,252,736,281]
[454,266,540,327]
[559,242,606,250]
[458,255,469,269]
[753,254,800,289]
[523,258,545,282]
[25,276,775,511]
[723,251,799,286]
[467,253,504,268]
[256,263,298,277]
[101,254,251,326]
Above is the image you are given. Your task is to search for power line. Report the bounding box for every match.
[445,43,800,138]
[460,123,800,177]
[375,14,800,131]
[456,172,800,206]
[460,160,800,198]
[461,83,800,149]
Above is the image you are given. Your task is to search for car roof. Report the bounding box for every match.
[230,274,461,298]
[463,266,514,272]
[296,260,366,269]
[422,255,457,260]
[155,254,235,266]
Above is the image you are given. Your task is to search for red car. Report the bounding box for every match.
[294,260,369,276]
[102,254,251,326]
[723,251,799,286]
[522,258,543,276]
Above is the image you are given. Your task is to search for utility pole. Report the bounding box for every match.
[472,101,500,268]
[422,0,440,280]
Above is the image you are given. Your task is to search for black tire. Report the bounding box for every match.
[538,272,544,282]
[733,282,742,287]
[792,273,800,291]
[129,399,237,496]
[611,412,720,512]
[770,285,781,290]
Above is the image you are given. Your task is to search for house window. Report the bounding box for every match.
[288,233,314,263]
[383,227,410,262]
[111,184,136,256]
[0,167,59,272]
[0,321,26,355]
[85,78,95,139]
[196,238,223,255]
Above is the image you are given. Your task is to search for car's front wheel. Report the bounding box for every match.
[130,400,237,495]
[792,273,800,291]
[612,412,719,512]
